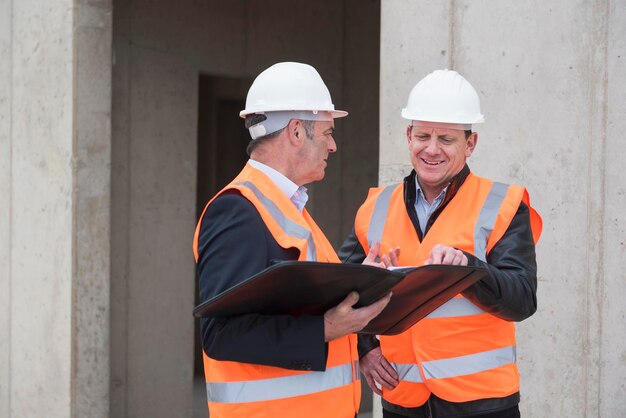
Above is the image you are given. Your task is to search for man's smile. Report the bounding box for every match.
[421,157,444,166]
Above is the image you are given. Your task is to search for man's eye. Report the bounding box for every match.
[416,135,430,141]
[439,137,454,144]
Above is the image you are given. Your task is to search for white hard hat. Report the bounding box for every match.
[241,62,347,117]
[401,69,484,126]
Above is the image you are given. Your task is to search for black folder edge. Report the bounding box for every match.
[193,261,404,318]
[359,267,484,335]
[193,261,488,336]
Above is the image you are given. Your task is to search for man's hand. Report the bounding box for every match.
[324,291,392,342]
[424,244,468,266]
[363,242,401,269]
[360,347,398,396]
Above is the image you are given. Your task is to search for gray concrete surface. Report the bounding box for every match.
[2,0,75,416]
[0,0,11,415]
[0,0,112,416]
[74,2,113,417]
[380,1,626,417]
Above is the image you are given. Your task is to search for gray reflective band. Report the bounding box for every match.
[237,181,317,261]
[421,345,516,380]
[206,362,356,404]
[391,345,516,384]
[426,297,484,318]
[474,182,509,262]
[367,185,397,246]
[391,363,423,383]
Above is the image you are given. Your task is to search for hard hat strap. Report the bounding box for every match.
[247,111,333,140]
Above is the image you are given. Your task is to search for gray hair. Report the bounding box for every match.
[245,119,316,156]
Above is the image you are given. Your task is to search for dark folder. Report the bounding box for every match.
[193,261,488,335]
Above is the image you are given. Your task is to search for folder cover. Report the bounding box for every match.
[193,261,488,335]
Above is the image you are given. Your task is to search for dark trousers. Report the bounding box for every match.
[382,405,521,418]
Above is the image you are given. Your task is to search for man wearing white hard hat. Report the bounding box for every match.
[193,62,395,418]
[339,69,543,418]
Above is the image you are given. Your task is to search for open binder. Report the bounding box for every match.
[193,261,488,335]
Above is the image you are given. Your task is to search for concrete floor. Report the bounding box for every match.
[193,377,208,418]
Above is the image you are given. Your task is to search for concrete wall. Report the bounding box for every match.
[111,1,379,416]
[380,0,626,417]
[0,0,12,414]
[111,3,198,417]
[0,0,112,417]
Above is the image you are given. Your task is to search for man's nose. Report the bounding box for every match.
[423,137,439,153]
[328,136,337,153]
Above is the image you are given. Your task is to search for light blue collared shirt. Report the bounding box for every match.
[248,159,309,212]
[414,175,448,234]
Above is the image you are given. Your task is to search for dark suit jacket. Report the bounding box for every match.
[196,190,328,371]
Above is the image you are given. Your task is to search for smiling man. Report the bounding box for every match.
[339,69,543,418]
[193,62,393,418]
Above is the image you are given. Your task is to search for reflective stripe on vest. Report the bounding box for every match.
[236,180,317,261]
[422,345,516,379]
[367,185,396,246]
[474,182,508,262]
[392,362,424,383]
[391,345,516,383]
[206,362,356,404]
[425,297,484,318]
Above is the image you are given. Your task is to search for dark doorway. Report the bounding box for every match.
[196,74,253,218]
[194,74,254,377]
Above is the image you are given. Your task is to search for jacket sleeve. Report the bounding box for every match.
[462,201,538,322]
[197,192,327,371]
[338,229,381,357]
[337,227,368,264]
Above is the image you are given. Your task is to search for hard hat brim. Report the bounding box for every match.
[401,109,484,124]
[240,109,348,119]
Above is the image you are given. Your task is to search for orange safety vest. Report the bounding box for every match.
[354,173,542,407]
[193,163,361,418]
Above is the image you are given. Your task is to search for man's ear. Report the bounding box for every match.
[465,132,478,157]
[287,119,304,146]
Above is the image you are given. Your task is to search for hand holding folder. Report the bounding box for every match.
[193,261,488,335]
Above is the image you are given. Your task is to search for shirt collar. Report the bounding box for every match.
[248,159,308,211]
[414,173,448,204]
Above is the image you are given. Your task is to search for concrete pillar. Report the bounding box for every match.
[111,2,198,416]
[74,2,113,416]
[601,0,626,412]
[0,0,112,417]
[0,0,11,414]
[126,47,197,418]
[380,1,626,417]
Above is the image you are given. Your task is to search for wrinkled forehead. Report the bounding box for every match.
[411,120,471,131]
